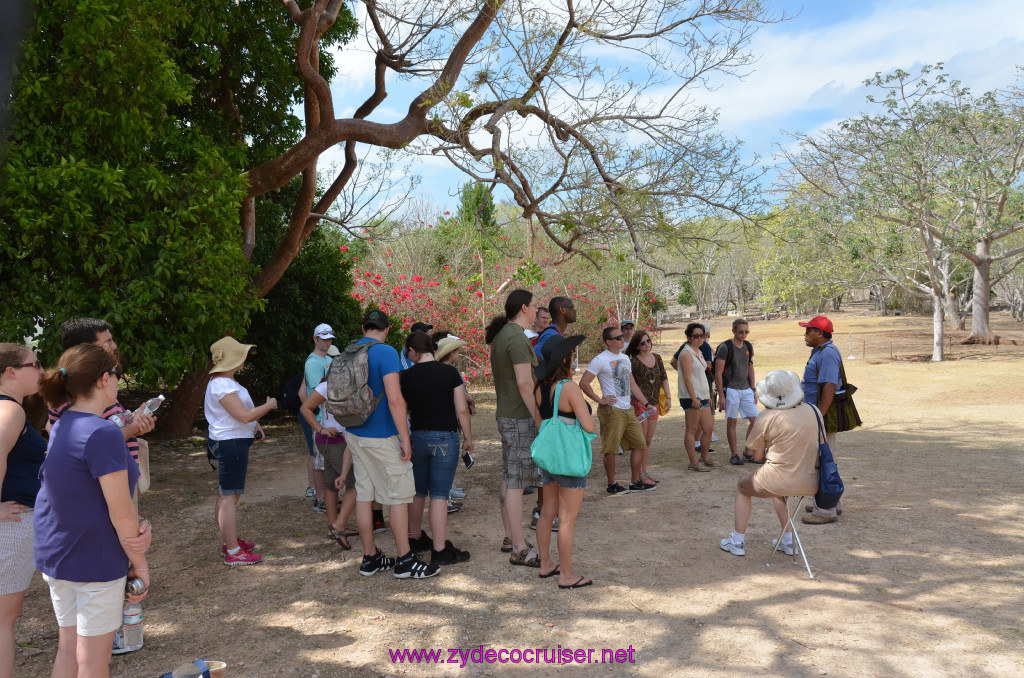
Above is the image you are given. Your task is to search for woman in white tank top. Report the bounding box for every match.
[678,323,716,471]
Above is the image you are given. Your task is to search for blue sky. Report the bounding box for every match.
[314,0,1024,215]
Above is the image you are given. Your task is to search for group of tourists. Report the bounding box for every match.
[0,292,856,674]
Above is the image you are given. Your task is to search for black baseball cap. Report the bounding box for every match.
[362,309,390,329]
[410,321,433,333]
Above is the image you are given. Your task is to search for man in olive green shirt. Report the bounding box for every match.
[487,290,543,567]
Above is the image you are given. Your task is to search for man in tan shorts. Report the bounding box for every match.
[580,327,657,494]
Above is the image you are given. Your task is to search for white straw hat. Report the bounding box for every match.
[755,370,804,410]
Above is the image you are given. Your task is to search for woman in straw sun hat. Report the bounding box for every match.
[719,370,821,557]
[204,337,277,566]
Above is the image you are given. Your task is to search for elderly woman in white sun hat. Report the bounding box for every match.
[719,370,820,557]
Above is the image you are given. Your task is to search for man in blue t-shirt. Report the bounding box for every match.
[799,315,844,525]
[346,309,439,579]
[298,323,334,508]
[533,296,576,360]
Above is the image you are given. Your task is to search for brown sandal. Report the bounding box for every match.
[509,547,540,568]
[329,529,351,550]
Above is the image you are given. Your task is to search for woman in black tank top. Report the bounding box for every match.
[532,335,596,589]
[0,343,46,674]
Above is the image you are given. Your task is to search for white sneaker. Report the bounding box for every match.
[720,537,745,556]
[711,433,719,442]
[772,538,795,556]
[449,486,467,500]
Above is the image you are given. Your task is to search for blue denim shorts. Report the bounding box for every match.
[679,397,710,410]
[539,467,588,489]
[410,430,461,499]
[209,437,252,495]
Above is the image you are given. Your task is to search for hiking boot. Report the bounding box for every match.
[224,549,263,566]
[772,538,795,556]
[393,552,440,579]
[431,540,471,566]
[628,480,657,492]
[730,455,746,465]
[408,533,433,553]
[312,498,326,514]
[606,482,630,495]
[359,548,396,576]
[719,538,745,556]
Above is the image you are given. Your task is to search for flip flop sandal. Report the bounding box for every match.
[509,547,540,568]
[539,565,560,579]
[500,537,513,553]
[558,576,593,589]
[329,529,352,551]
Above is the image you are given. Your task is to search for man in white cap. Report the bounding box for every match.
[298,323,335,511]
[719,370,819,557]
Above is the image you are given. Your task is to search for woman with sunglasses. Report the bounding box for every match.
[0,345,45,678]
[624,331,670,485]
[35,344,150,677]
[679,323,716,471]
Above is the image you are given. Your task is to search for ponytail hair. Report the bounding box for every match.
[485,288,533,344]
[38,344,120,408]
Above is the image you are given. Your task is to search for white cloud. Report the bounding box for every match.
[694,0,1024,129]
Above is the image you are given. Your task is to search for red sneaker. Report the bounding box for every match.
[221,538,256,556]
[224,549,263,566]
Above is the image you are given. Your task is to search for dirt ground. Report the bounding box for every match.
[14,312,1024,677]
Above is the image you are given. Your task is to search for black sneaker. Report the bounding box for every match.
[730,455,746,465]
[628,480,656,492]
[606,482,630,495]
[431,540,471,566]
[312,498,326,513]
[393,552,440,579]
[408,533,433,553]
[359,548,396,576]
[446,498,462,514]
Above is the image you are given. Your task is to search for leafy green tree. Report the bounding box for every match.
[0,0,253,381]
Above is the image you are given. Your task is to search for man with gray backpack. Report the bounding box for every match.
[325,309,439,579]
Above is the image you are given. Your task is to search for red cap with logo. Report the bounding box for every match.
[798,315,833,333]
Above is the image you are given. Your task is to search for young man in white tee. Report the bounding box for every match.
[580,326,658,494]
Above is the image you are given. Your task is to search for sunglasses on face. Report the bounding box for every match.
[736,330,749,335]
[609,335,624,341]
[107,367,124,379]
[639,339,652,346]
[13,360,42,370]
[690,333,704,339]
[804,327,820,335]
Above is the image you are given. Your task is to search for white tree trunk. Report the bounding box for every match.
[931,292,944,362]
[969,239,996,342]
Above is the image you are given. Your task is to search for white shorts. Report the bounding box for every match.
[0,509,35,595]
[42,574,127,636]
[724,388,759,419]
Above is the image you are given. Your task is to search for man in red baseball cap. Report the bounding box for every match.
[798,315,843,524]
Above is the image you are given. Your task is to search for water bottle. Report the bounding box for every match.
[112,600,144,654]
[637,410,652,423]
[109,395,164,429]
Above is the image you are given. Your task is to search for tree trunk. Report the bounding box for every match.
[931,292,944,362]
[966,239,999,343]
[160,368,212,440]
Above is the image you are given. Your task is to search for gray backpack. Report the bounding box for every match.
[325,339,381,427]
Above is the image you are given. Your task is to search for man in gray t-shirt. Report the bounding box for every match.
[714,318,758,466]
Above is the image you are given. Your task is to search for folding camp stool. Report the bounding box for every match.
[766,495,814,579]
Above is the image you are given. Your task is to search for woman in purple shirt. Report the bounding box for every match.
[36,344,150,677]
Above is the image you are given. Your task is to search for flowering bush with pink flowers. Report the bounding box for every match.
[345,204,664,384]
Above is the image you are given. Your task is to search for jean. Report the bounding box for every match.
[410,430,461,499]
[208,437,252,495]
